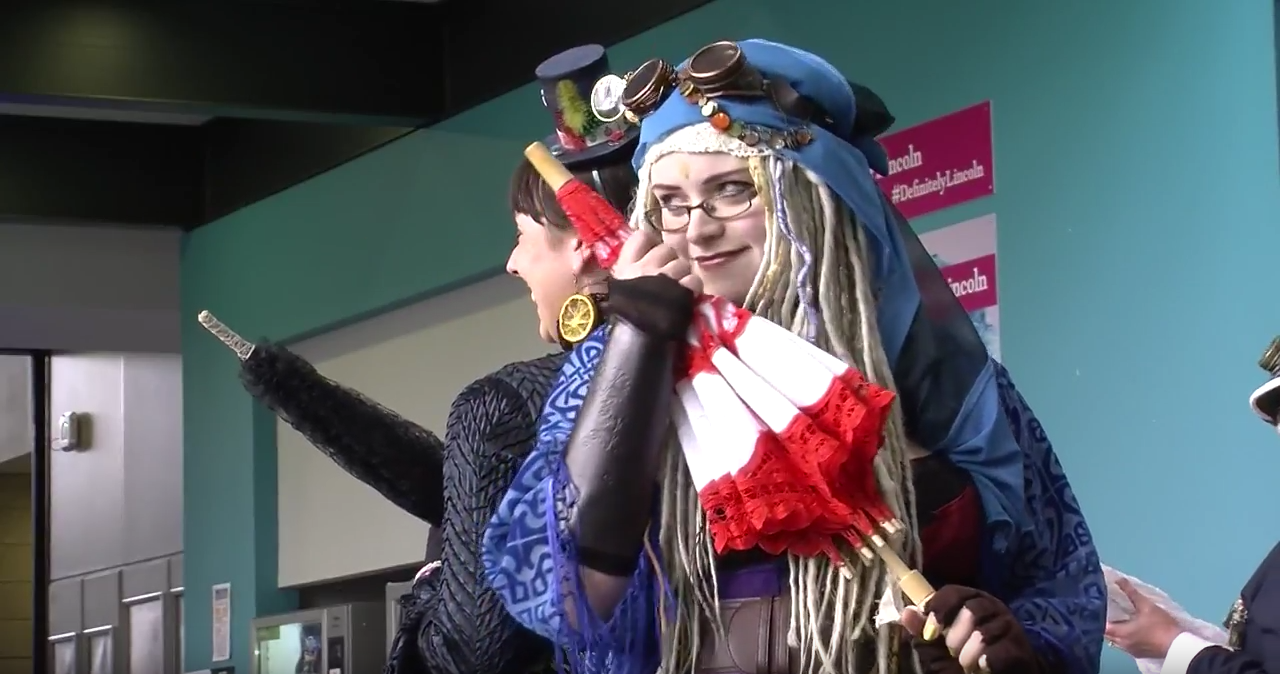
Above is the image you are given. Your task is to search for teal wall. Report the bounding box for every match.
[182,2,1280,672]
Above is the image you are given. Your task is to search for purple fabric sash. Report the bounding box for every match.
[718,561,786,600]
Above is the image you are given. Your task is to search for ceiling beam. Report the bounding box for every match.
[441,0,716,111]
[0,0,448,126]
[0,0,719,230]
[0,115,203,228]
[0,115,413,230]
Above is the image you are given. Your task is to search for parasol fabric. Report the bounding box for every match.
[674,296,897,562]
[555,180,630,269]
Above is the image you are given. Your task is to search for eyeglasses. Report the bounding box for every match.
[645,190,757,232]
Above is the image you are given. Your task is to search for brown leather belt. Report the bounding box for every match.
[695,595,904,674]
[696,594,796,674]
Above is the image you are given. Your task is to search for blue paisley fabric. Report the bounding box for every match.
[988,361,1105,674]
[482,328,1104,674]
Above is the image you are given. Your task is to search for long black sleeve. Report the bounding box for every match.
[241,344,446,524]
[1189,647,1270,674]
[1185,542,1280,674]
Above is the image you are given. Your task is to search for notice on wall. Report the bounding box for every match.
[874,102,995,219]
[211,583,231,662]
[919,214,1000,360]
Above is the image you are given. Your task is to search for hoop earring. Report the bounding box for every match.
[556,273,607,347]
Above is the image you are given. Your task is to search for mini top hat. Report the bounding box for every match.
[1250,336,1280,425]
[536,45,639,169]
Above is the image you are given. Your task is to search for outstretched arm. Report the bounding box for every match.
[241,344,445,524]
[413,377,553,673]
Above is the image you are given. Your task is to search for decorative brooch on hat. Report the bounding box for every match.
[589,41,832,151]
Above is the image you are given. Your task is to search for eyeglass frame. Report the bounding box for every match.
[644,189,758,233]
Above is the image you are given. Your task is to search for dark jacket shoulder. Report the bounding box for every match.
[488,352,566,409]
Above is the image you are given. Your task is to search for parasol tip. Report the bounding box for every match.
[523,142,575,192]
[197,310,256,362]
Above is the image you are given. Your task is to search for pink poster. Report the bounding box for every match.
[874,102,995,219]
[919,214,1000,360]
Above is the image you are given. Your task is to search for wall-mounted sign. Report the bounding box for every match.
[875,101,995,219]
[919,213,1000,360]
[212,583,232,662]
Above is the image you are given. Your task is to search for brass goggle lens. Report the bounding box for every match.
[616,41,775,123]
[621,58,677,120]
[684,41,747,94]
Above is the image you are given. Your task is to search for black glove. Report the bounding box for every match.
[606,274,698,341]
[910,586,1062,674]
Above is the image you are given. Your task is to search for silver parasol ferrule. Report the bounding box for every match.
[197,310,256,362]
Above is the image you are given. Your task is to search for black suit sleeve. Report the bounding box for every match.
[1185,541,1280,674]
[1189,647,1270,674]
[415,378,551,673]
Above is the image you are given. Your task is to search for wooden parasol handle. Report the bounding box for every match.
[524,142,574,191]
[874,542,935,607]
[197,310,256,362]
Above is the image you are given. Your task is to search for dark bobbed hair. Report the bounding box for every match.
[508,153,638,236]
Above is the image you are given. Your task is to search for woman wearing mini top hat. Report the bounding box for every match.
[198,45,641,674]
[1105,336,1280,674]
[386,47,643,674]
[507,43,642,351]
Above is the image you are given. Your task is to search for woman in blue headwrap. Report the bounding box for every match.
[483,40,1105,674]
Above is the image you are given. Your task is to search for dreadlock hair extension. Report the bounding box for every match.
[630,123,923,674]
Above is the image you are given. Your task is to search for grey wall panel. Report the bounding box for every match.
[120,558,169,601]
[121,354,183,563]
[81,570,121,629]
[50,354,183,581]
[47,577,82,635]
[168,554,183,590]
[0,223,180,353]
[50,355,126,580]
